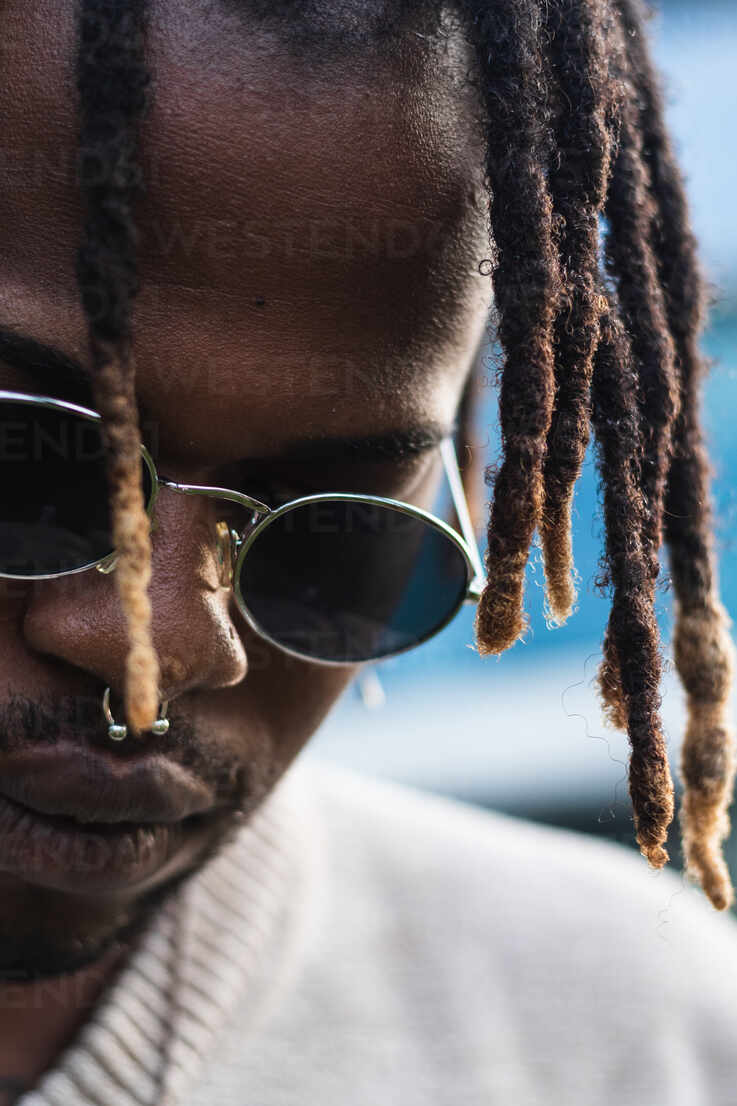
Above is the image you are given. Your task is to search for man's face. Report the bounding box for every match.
[0,0,490,976]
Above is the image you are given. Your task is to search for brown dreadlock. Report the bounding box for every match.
[71,0,735,906]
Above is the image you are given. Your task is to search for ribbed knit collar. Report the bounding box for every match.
[19,763,316,1106]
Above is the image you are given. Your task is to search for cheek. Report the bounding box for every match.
[250,655,355,768]
[194,614,357,773]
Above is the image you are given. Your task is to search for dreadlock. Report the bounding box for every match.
[72,0,735,906]
[76,0,159,734]
[593,0,681,871]
[466,0,561,654]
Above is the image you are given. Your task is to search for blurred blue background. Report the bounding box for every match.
[309,0,737,868]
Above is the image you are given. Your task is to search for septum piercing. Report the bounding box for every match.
[102,686,170,742]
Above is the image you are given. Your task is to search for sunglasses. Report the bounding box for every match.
[0,390,484,666]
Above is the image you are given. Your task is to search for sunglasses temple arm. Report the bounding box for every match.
[439,438,486,593]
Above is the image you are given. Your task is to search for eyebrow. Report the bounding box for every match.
[0,327,450,463]
[271,425,450,464]
[0,328,91,399]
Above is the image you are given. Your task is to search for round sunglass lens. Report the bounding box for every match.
[235,499,470,663]
[0,399,152,578]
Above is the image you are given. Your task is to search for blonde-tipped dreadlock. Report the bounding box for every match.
[467,0,561,654]
[76,0,159,733]
[538,0,615,626]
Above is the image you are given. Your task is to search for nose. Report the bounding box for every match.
[22,490,248,701]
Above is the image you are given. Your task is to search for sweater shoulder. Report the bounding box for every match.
[206,761,737,1106]
[300,760,737,1019]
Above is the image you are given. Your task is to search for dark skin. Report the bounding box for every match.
[0,0,491,1089]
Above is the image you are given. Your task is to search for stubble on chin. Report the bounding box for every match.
[0,752,283,983]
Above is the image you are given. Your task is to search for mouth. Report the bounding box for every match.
[0,743,225,894]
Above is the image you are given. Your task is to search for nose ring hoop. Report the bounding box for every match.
[101,520,226,742]
[102,687,170,742]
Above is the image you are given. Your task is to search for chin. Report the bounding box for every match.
[0,775,266,981]
[0,854,202,982]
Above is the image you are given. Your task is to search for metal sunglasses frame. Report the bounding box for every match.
[0,389,486,666]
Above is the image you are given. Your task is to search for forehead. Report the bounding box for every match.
[0,0,490,463]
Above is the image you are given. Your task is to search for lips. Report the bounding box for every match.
[0,742,222,893]
[0,742,217,823]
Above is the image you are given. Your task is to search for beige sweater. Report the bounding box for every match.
[18,762,737,1106]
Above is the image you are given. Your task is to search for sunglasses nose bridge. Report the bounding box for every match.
[154,480,264,589]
